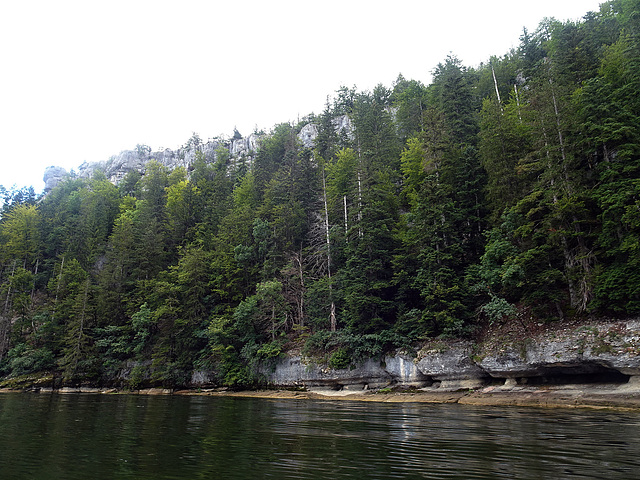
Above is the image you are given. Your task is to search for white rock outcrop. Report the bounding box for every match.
[43,166,68,192]
[44,116,353,191]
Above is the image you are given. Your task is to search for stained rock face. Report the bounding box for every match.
[190,370,216,386]
[259,319,640,391]
[262,356,391,390]
[476,350,534,378]
[383,354,431,386]
[44,134,263,191]
[415,342,487,381]
[478,320,640,379]
[229,134,260,160]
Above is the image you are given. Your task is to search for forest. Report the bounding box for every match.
[1,0,639,388]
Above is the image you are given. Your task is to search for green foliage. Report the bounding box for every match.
[127,364,148,390]
[4,343,55,377]
[0,204,41,265]
[2,8,639,387]
[479,94,532,219]
[302,329,408,366]
[392,74,428,141]
[480,294,518,324]
[328,347,351,369]
[131,303,153,355]
[430,55,479,144]
[256,340,284,361]
[214,345,255,389]
[341,171,400,333]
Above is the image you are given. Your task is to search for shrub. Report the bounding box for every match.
[6,344,55,377]
[328,347,351,369]
[480,293,517,324]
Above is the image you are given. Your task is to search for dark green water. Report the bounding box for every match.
[0,393,639,479]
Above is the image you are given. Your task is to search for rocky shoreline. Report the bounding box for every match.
[2,382,640,411]
[253,318,640,400]
[222,383,640,410]
[3,318,640,410]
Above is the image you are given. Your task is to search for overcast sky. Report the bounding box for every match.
[1,0,604,193]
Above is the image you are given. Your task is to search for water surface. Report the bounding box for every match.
[0,392,637,479]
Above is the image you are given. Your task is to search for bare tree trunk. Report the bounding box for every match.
[322,167,337,331]
[514,84,522,123]
[294,251,304,328]
[343,195,348,239]
[539,118,559,203]
[271,305,276,342]
[30,258,39,302]
[491,65,503,112]
[539,68,592,312]
[539,118,580,308]
[3,260,16,315]
[322,168,331,265]
[548,76,571,193]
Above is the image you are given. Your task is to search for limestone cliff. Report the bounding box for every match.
[42,133,261,192]
[255,318,640,392]
[47,134,262,191]
[42,116,352,192]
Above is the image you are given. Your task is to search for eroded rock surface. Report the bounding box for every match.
[262,356,391,390]
[260,319,640,391]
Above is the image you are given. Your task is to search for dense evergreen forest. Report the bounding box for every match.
[1,0,639,388]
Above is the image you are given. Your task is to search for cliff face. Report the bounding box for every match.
[256,319,640,392]
[78,133,261,184]
[44,134,262,191]
[43,116,352,191]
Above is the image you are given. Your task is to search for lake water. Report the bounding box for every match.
[0,392,638,479]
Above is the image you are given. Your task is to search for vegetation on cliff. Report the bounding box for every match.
[1,0,639,388]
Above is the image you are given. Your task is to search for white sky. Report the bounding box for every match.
[1,0,604,193]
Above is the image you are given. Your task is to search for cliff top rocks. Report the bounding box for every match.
[42,115,353,192]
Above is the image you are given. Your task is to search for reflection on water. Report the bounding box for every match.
[0,392,638,479]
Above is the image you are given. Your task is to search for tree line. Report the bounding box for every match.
[1,0,639,387]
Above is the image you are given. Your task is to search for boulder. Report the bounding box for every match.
[43,166,68,192]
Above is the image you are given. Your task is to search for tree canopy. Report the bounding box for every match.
[1,1,639,388]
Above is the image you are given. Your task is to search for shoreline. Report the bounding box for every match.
[3,383,640,411]
[197,384,640,410]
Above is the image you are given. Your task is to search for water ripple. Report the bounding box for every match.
[1,393,639,479]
